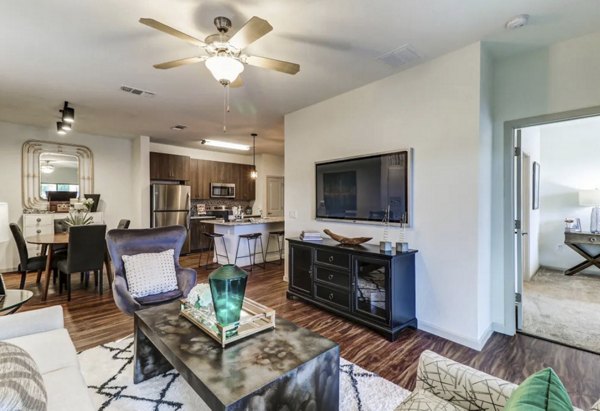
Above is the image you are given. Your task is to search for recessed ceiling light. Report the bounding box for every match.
[171,125,187,131]
[505,14,529,30]
[201,139,250,151]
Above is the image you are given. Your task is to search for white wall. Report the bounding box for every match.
[538,118,600,272]
[521,126,541,280]
[132,136,150,228]
[0,120,136,271]
[491,30,600,331]
[285,42,493,349]
[254,154,285,216]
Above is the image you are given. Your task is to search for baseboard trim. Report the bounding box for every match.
[418,321,494,351]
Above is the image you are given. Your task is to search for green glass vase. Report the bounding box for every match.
[208,264,248,335]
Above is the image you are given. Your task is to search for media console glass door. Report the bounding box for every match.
[353,256,390,324]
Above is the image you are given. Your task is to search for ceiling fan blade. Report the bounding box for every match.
[153,56,206,70]
[246,55,300,75]
[230,76,244,88]
[228,16,273,50]
[139,18,205,47]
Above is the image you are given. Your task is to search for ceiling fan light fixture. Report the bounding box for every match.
[205,56,244,85]
[201,139,250,151]
[41,162,55,174]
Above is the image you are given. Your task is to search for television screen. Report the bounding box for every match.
[47,191,78,202]
[316,151,409,223]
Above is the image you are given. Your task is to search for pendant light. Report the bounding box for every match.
[250,133,258,179]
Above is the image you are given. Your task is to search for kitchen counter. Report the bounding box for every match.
[207,217,285,267]
[190,216,217,220]
[204,217,284,226]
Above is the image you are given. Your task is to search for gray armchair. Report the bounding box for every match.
[106,225,196,316]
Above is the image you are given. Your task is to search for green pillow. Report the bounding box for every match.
[505,368,573,411]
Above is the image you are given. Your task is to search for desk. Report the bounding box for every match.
[26,233,112,301]
[0,290,33,314]
[564,231,600,275]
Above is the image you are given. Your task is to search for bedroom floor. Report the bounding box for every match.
[523,266,600,354]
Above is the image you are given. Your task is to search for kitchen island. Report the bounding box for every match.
[204,217,285,267]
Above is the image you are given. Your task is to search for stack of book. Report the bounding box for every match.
[300,231,322,241]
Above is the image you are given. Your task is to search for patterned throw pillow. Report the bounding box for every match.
[396,389,467,411]
[0,342,47,411]
[122,249,179,298]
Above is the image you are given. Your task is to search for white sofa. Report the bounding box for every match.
[0,306,94,411]
[399,350,600,411]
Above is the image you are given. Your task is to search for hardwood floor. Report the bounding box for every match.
[5,252,600,409]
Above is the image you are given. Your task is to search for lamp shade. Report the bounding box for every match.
[0,202,8,243]
[205,56,244,84]
[579,190,600,206]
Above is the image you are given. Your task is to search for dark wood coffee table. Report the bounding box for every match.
[134,301,339,410]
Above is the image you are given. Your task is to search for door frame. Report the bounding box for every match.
[503,105,600,335]
[266,175,284,217]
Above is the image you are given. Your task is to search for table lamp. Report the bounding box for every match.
[579,190,600,233]
[0,202,8,243]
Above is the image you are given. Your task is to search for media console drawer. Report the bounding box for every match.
[314,283,350,311]
[315,249,350,270]
[314,266,349,289]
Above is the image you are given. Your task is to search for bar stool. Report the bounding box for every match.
[201,233,229,269]
[265,231,285,265]
[234,233,265,271]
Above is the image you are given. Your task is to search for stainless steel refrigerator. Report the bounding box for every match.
[151,184,191,254]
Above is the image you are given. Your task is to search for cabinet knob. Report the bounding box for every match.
[328,274,334,281]
[36,229,41,234]
[328,292,334,300]
[328,256,334,263]
[308,268,313,278]
[36,218,41,222]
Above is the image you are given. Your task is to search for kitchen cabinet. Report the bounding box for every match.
[190,219,214,251]
[189,159,255,201]
[287,238,418,341]
[150,152,190,181]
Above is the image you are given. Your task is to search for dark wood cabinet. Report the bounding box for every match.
[188,158,255,200]
[287,238,417,341]
[150,152,190,181]
[190,219,214,251]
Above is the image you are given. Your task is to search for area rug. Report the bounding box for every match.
[78,336,409,411]
[523,267,600,354]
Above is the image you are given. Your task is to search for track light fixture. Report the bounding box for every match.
[56,101,75,134]
[61,101,75,123]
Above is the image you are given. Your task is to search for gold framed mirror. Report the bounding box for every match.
[22,140,94,209]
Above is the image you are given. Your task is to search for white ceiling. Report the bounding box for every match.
[1,0,599,155]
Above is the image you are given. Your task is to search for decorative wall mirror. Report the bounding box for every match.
[22,140,94,209]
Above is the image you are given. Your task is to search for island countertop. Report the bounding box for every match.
[204,217,284,226]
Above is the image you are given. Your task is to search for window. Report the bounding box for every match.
[40,184,79,200]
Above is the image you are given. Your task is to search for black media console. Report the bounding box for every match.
[286,238,417,341]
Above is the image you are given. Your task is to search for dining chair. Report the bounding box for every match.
[106,225,196,316]
[9,223,46,289]
[117,219,130,229]
[56,225,107,301]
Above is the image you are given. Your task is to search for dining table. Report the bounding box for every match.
[26,232,113,301]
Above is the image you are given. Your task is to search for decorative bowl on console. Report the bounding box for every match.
[323,229,372,246]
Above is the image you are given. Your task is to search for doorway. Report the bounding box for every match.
[266,176,284,217]
[511,111,600,353]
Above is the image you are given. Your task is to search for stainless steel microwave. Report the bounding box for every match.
[210,183,236,198]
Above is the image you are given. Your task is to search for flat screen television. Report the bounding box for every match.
[315,150,410,224]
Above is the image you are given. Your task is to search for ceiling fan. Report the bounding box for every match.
[139,16,300,87]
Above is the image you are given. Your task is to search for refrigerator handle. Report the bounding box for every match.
[186,192,191,229]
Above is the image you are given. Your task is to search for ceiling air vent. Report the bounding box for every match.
[377,44,421,68]
[120,85,155,98]
[171,125,187,131]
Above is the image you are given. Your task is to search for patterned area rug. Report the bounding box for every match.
[78,336,409,411]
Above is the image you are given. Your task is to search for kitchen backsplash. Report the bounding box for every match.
[190,199,254,216]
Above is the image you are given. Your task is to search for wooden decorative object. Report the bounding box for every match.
[323,229,372,245]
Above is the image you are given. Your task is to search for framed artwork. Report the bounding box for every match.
[532,161,540,210]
